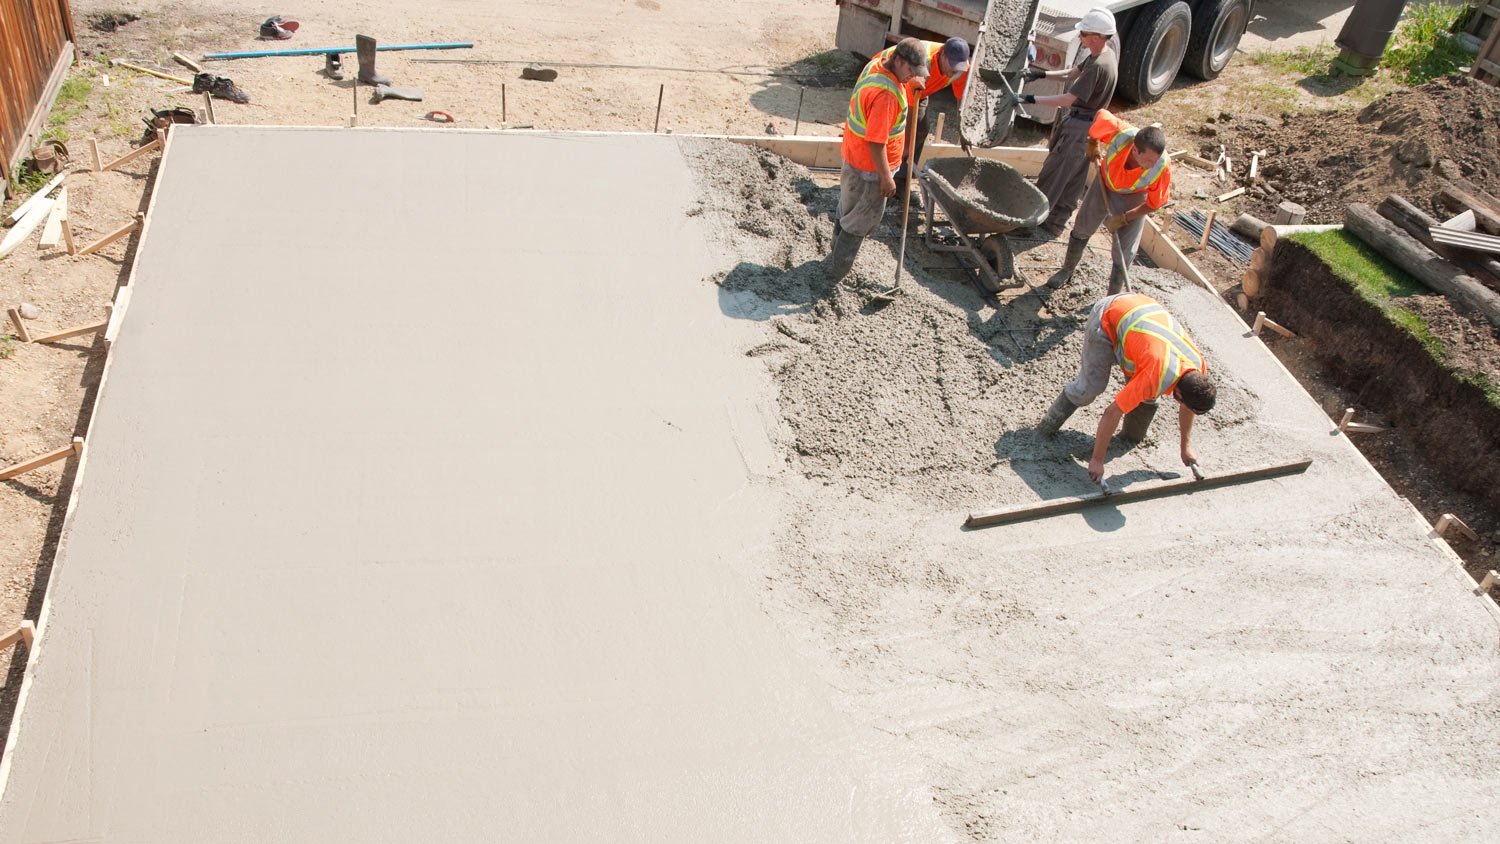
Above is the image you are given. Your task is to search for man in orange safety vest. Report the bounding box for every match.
[867,36,973,192]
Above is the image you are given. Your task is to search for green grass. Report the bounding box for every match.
[0,334,14,359]
[56,74,93,106]
[1290,230,1500,407]
[1385,2,1470,84]
[1249,43,1338,76]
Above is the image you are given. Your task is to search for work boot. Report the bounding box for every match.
[356,34,390,86]
[1108,261,1130,296]
[824,229,862,282]
[324,53,345,80]
[1036,390,1078,437]
[1046,236,1089,289]
[1120,400,1158,442]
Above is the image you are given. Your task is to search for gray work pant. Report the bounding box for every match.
[1034,115,1092,227]
[838,161,888,237]
[1072,178,1147,272]
[1063,293,1128,407]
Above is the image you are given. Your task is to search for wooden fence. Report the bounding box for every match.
[0,0,75,190]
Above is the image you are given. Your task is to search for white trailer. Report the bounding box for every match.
[834,0,1254,115]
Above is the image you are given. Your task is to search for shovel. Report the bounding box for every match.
[873,98,921,303]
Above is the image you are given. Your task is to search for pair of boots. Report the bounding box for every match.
[1036,390,1157,440]
[1045,236,1129,295]
[325,35,389,84]
[824,220,863,282]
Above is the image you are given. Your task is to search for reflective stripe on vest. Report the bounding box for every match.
[1114,302,1203,396]
[847,62,908,139]
[1102,128,1167,194]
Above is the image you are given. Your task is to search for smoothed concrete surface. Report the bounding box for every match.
[0,127,956,843]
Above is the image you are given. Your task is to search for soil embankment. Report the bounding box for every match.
[1262,239,1500,514]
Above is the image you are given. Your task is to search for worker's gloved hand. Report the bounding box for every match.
[959,135,972,155]
[1086,138,1101,160]
[1019,94,1037,105]
[1105,213,1128,231]
[1024,67,1047,82]
[879,172,898,198]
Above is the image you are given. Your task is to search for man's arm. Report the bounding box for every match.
[1087,402,1125,482]
[1178,402,1198,468]
[868,141,896,196]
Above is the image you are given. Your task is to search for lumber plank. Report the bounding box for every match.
[964,458,1314,528]
[29,320,108,344]
[6,308,31,343]
[1344,203,1500,329]
[0,438,83,481]
[0,621,36,650]
[39,188,67,247]
[77,214,143,257]
[112,60,194,86]
[172,52,204,73]
[100,138,161,172]
[4,172,65,224]
[0,198,56,259]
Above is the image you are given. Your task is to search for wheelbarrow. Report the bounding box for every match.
[918,157,1050,296]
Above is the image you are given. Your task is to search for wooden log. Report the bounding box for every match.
[0,437,83,481]
[0,621,36,651]
[1236,291,1249,310]
[100,138,161,172]
[1232,212,1269,241]
[7,308,31,343]
[1273,201,1305,225]
[77,214,143,257]
[29,320,109,344]
[1378,195,1500,285]
[1250,247,1270,273]
[964,458,1315,528]
[1344,203,1500,329]
[1241,268,1262,297]
[1437,182,1500,236]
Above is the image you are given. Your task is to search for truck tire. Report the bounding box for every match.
[1118,0,1192,104]
[1183,0,1250,80]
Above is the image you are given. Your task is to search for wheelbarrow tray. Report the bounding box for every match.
[921,157,1050,235]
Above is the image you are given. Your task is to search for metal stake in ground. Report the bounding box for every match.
[793,87,805,135]
[654,84,664,133]
[874,99,920,303]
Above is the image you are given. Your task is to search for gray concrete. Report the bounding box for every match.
[0,127,957,843]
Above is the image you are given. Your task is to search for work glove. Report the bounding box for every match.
[960,136,972,155]
[1105,214,1128,232]
[1086,138,1101,160]
[1024,67,1047,82]
[1019,94,1037,105]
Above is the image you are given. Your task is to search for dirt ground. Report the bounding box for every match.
[4,0,1499,789]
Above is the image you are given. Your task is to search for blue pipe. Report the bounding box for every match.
[203,42,474,60]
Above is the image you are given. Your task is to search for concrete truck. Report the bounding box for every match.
[833,0,1254,116]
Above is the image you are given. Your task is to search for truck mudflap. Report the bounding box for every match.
[960,0,1043,146]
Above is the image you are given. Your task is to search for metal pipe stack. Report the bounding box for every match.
[1174,210,1255,263]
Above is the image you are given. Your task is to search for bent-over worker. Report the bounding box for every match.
[826,38,929,282]
[1037,292,1216,482]
[867,37,973,192]
[1018,7,1120,235]
[1047,111,1172,295]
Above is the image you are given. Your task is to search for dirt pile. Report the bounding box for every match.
[1210,76,1500,223]
[679,139,1258,505]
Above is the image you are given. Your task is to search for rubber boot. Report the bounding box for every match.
[1120,400,1158,442]
[824,229,862,282]
[1046,236,1089,289]
[324,53,345,80]
[1108,260,1129,296]
[1036,390,1078,437]
[356,35,390,86]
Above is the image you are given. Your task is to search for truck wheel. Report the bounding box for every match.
[1118,0,1192,104]
[1184,0,1250,80]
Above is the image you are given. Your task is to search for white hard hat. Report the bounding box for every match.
[1075,8,1117,37]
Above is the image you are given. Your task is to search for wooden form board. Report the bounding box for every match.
[725,135,1048,177]
[0,197,55,259]
[39,187,67,246]
[965,458,1314,528]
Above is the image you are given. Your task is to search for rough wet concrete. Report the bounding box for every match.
[689,140,1500,840]
[0,128,959,843]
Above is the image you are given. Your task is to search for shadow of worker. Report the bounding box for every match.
[990,425,1161,533]
[716,260,831,322]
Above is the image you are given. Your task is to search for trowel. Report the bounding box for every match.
[372,84,424,103]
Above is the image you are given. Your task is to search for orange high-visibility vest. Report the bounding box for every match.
[871,41,964,100]
[846,60,909,139]
[1102,127,1169,194]
[1113,299,1204,396]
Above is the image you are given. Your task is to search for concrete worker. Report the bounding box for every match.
[1017,7,1120,236]
[826,38,930,282]
[1046,110,1172,294]
[866,37,973,193]
[1037,292,1216,482]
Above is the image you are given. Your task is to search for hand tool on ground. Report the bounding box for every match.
[372,85,424,103]
[873,98,921,303]
[1188,460,1205,481]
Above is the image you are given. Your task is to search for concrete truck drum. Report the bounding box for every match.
[1037,292,1216,483]
[960,0,1043,148]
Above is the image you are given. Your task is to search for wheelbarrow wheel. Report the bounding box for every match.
[978,235,1014,292]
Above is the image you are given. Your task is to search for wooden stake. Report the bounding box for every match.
[29,320,109,344]
[100,138,162,173]
[1479,570,1499,593]
[203,90,215,125]
[88,138,102,171]
[654,83,664,132]
[1252,311,1267,335]
[1434,513,1480,542]
[1199,210,1216,250]
[932,111,946,148]
[61,214,76,256]
[1236,291,1249,310]
[1338,407,1355,432]
[1250,311,1294,338]
[501,83,507,123]
[6,308,31,343]
[172,52,204,74]
[0,621,36,651]
[1248,152,1260,181]
[964,458,1314,528]
[0,437,83,481]
[77,214,143,257]
[793,86,805,135]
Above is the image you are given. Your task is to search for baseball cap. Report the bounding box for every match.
[892,38,930,78]
[942,37,970,73]
[1074,8,1117,37]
